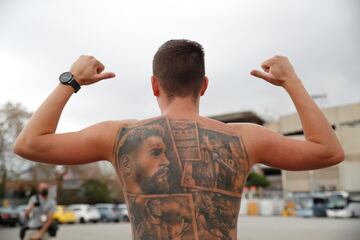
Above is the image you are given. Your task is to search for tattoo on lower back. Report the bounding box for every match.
[128,194,198,240]
[115,117,249,240]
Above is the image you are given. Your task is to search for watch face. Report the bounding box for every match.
[59,72,73,83]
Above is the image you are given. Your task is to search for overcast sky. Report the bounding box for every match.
[1,0,359,133]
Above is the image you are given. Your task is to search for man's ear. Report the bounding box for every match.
[151,76,160,97]
[200,76,209,96]
[121,156,133,176]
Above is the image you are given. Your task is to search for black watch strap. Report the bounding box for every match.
[68,78,81,93]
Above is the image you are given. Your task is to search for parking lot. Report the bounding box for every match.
[1,216,359,240]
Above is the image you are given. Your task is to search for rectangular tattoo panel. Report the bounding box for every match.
[169,121,201,161]
[181,127,249,197]
[127,194,199,240]
[192,191,240,240]
[115,117,183,195]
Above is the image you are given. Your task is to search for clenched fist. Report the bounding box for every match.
[70,55,115,85]
[251,55,300,88]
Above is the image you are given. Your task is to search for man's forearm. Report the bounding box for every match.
[39,215,54,235]
[15,84,73,144]
[284,78,341,153]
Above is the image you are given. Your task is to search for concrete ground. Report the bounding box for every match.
[0,216,359,240]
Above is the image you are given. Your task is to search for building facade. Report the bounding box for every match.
[266,102,360,193]
[211,102,360,195]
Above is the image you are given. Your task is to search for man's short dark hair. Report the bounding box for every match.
[152,39,205,100]
[118,126,164,158]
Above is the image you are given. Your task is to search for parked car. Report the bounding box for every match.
[327,191,360,218]
[116,204,129,222]
[68,204,101,223]
[53,205,77,224]
[295,192,330,217]
[95,204,120,222]
[15,205,28,226]
[0,207,19,227]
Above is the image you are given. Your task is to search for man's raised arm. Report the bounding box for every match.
[237,56,344,171]
[13,56,120,165]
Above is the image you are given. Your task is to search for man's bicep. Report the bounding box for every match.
[246,124,334,171]
[17,121,121,165]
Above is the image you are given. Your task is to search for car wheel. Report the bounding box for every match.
[79,218,86,224]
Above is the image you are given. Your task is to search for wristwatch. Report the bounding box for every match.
[59,72,81,93]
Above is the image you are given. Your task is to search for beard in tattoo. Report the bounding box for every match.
[137,159,170,194]
[134,135,170,194]
[119,127,171,194]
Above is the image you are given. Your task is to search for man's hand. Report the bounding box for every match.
[250,55,299,88]
[70,55,115,85]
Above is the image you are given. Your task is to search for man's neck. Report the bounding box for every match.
[160,97,200,120]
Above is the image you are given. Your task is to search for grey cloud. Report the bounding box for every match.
[0,0,359,131]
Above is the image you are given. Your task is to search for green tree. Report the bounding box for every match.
[245,172,271,188]
[81,179,111,204]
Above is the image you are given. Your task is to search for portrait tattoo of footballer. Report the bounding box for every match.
[115,118,183,195]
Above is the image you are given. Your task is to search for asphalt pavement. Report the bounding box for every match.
[0,216,359,240]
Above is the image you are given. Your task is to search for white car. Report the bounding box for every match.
[68,204,101,223]
[327,191,360,218]
[117,204,129,222]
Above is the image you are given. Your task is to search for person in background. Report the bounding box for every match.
[24,182,56,240]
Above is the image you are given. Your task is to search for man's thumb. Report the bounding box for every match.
[94,72,116,81]
[250,70,270,81]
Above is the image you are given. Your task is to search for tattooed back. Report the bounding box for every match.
[114,116,250,240]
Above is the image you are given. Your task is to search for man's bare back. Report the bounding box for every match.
[114,116,249,240]
[13,40,344,240]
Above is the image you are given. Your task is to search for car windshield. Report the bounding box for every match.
[327,195,347,209]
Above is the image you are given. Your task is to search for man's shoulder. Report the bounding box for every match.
[94,119,140,134]
[197,116,256,135]
[118,115,257,134]
[109,116,264,136]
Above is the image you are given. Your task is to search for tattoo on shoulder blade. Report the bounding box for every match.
[181,127,249,197]
[115,117,182,195]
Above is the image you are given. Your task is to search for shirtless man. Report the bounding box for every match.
[14,39,344,240]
